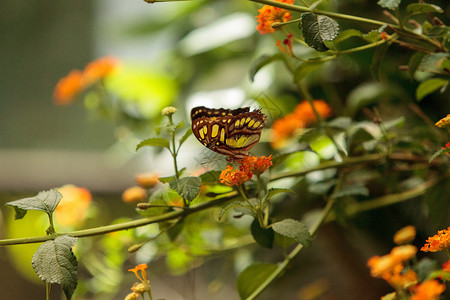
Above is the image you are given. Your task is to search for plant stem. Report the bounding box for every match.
[246,195,337,299]
[0,191,238,246]
[250,0,388,27]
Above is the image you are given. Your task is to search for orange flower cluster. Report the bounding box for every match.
[256,0,294,34]
[219,155,273,186]
[421,227,450,252]
[53,56,119,105]
[411,279,446,300]
[367,245,418,289]
[271,100,332,149]
[435,114,450,128]
[55,185,92,227]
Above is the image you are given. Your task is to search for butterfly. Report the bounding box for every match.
[190,106,266,161]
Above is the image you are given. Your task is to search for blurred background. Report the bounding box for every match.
[1,0,449,299]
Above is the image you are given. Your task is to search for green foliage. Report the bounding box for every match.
[169,176,202,203]
[32,236,78,300]
[416,78,449,101]
[136,137,170,151]
[250,218,274,249]
[406,3,443,15]
[271,219,312,247]
[249,54,283,82]
[301,13,339,52]
[237,263,277,299]
[377,0,401,10]
[6,189,62,220]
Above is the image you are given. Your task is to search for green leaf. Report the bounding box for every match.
[371,43,389,81]
[199,170,221,185]
[6,189,62,220]
[32,236,78,300]
[178,128,192,147]
[333,185,369,198]
[328,117,352,129]
[406,3,443,15]
[429,147,450,163]
[250,218,274,249]
[237,263,277,299]
[293,60,325,82]
[418,53,449,73]
[249,54,283,82]
[332,29,362,45]
[416,257,437,281]
[169,176,202,202]
[271,219,312,247]
[416,78,448,101]
[136,137,170,151]
[267,188,293,201]
[308,179,338,195]
[377,0,401,10]
[158,168,186,183]
[362,30,381,43]
[301,13,339,52]
[408,52,426,79]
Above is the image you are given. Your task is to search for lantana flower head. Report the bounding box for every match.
[55,184,92,227]
[122,186,148,204]
[435,114,450,128]
[128,263,149,282]
[219,165,252,187]
[411,279,446,300]
[421,227,450,252]
[271,100,332,149]
[393,225,416,245]
[240,155,273,176]
[256,0,295,34]
[53,56,119,105]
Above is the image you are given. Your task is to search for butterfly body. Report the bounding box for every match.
[191,106,266,161]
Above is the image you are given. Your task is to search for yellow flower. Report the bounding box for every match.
[393,225,416,245]
[54,185,92,227]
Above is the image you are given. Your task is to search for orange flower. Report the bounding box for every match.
[240,155,273,176]
[276,33,294,56]
[271,100,332,149]
[55,185,92,227]
[435,114,450,128]
[421,227,450,252]
[256,0,294,34]
[393,225,416,245]
[219,165,252,186]
[83,56,118,85]
[367,245,418,289]
[134,173,159,189]
[122,186,148,204]
[53,70,84,105]
[390,245,417,261]
[53,56,118,105]
[128,263,149,282]
[440,260,450,280]
[411,279,446,300]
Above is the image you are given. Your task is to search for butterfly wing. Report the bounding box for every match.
[191,107,266,160]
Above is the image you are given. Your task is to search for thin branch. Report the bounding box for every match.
[0,192,237,247]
